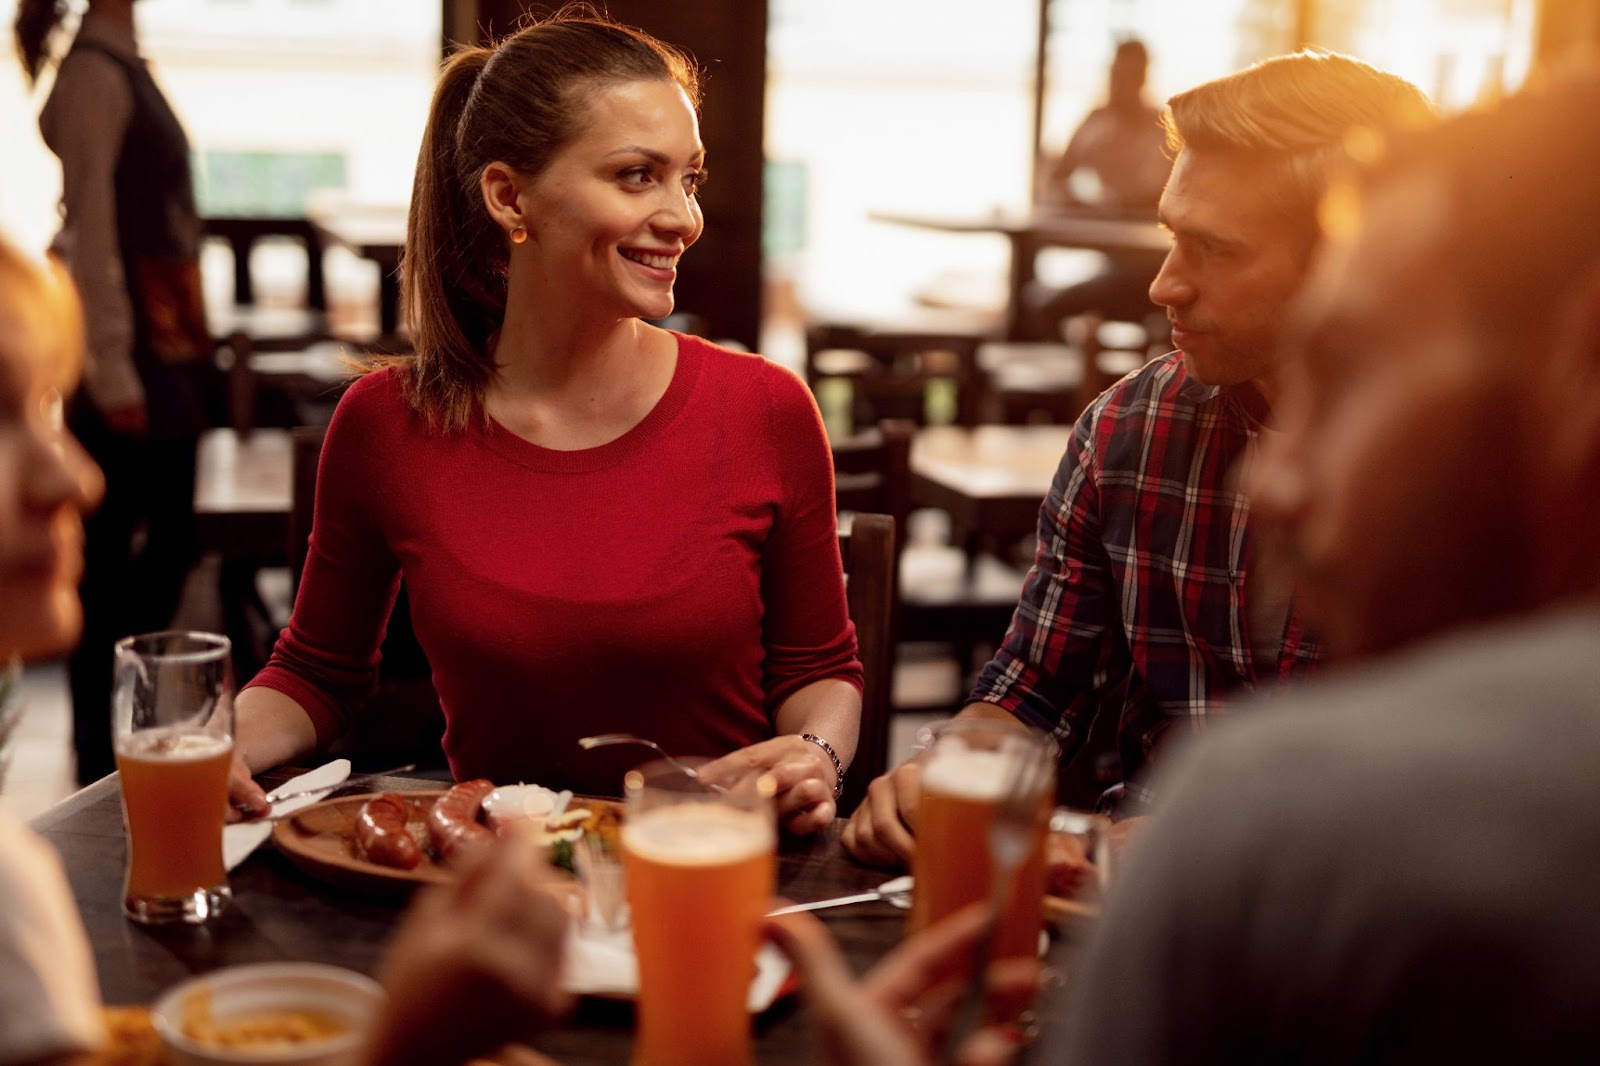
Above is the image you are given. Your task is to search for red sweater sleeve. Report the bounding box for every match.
[243,372,404,744]
[757,362,864,713]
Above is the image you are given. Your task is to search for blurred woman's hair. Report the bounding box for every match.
[0,233,84,379]
[398,5,701,431]
[13,0,72,85]
[1163,51,1434,242]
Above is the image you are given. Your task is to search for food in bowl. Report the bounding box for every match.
[181,988,347,1048]
[151,962,382,1066]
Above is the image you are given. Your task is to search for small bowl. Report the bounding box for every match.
[150,962,383,1066]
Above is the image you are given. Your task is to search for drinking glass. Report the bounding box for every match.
[621,758,775,1066]
[112,631,235,925]
[908,718,1059,960]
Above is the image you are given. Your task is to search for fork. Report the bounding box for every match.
[576,734,727,793]
[939,753,1049,1063]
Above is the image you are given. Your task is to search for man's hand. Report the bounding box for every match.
[698,736,838,835]
[841,761,922,868]
[365,830,573,1066]
[767,904,1038,1066]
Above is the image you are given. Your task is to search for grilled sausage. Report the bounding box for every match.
[427,778,495,864]
[355,793,422,870]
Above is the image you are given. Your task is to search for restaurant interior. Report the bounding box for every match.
[6,0,1590,820]
[4,0,1600,1060]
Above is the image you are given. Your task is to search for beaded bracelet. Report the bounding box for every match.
[799,733,846,800]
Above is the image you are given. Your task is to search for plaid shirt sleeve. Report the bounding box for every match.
[971,405,1127,761]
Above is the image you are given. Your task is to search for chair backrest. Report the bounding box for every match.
[289,424,326,592]
[831,418,914,561]
[837,511,896,815]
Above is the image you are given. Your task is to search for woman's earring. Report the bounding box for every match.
[510,225,528,245]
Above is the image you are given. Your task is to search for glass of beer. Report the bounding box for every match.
[908,718,1059,960]
[621,759,775,1066]
[112,630,235,925]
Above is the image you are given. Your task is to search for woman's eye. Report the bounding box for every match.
[685,169,709,194]
[619,166,653,186]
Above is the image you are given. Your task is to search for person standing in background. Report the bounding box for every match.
[14,0,217,784]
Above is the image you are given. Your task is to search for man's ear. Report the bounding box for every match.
[479,162,524,234]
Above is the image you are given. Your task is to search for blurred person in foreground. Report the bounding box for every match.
[15,0,217,786]
[845,52,1433,867]
[228,9,860,832]
[0,232,571,1066]
[1021,37,1172,338]
[790,64,1600,1066]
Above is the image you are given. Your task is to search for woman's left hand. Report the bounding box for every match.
[698,736,839,835]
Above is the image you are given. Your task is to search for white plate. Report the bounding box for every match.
[561,925,794,1013]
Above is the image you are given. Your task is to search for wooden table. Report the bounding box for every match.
[305,194,408,342]
[912,424,1073,553]
[193,427,292,560]
[871,207,1170,340]
[30,769,1072,1063]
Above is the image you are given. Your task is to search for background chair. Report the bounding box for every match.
[836,511,896,816]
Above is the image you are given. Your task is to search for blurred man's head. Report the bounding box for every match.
[1150,52,1433,401]
[1251,67,1600,659]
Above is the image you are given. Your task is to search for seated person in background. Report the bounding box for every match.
[0,233,570,1066]
[1039,39,1169,215]
[229,12,861,835]
[845,51,1434,867]
[784,65,1600,1066]
[1022,37,1173,337]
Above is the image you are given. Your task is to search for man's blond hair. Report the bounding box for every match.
[1164,51,1434,232]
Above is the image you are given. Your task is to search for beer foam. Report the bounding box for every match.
[117,728,232,762]
[622,804,773,866]
[920,744,1020,801]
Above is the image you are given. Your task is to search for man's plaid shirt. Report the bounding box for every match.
[972,353,1320,809]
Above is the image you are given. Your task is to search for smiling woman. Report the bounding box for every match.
[228,9,864,835]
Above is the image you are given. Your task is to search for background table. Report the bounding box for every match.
[912,424,1073,557]
[31,769,1073,1064]
[871,207,1170,340]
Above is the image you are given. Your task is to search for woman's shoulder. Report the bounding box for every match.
[678,334,813,409]
[327,365,414,438]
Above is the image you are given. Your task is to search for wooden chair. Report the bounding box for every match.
[289,426,445,773]
[837,512,896,816]
[805,307,998,430]
[831,418,914,561]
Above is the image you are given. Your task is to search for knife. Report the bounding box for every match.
[223,759,352,871]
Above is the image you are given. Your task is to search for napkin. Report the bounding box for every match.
[560,923,794,1012]
[223,759,352,871]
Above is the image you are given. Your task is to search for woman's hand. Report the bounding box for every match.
[698,736,839,835]
[226,753,271,822]
[767,904,1038,1066]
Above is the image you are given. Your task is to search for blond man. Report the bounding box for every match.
[845,52,1432,865]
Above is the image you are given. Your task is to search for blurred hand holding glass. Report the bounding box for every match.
[113,631,235,925]
[908,718,1059,960]
[621,758,775,1066]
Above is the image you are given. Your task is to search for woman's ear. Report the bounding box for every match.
[479,161,525,235]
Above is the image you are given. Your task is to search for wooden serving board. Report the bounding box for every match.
[272,791,455,897]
